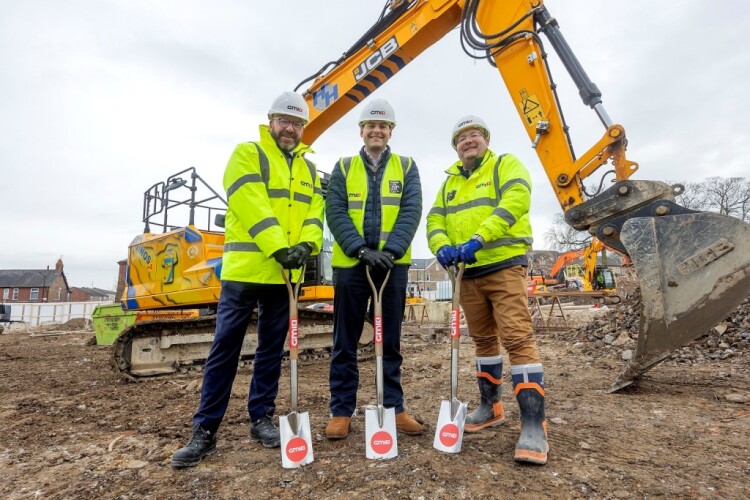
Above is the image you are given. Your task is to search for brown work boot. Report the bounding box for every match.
[395,411,423,435]
[325,416,351,440]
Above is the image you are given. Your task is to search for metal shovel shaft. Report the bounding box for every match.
[281,265,305,425]
[449,264,465,419]
[366,266,390,428]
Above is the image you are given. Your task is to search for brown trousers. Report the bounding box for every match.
[459,265,540,365]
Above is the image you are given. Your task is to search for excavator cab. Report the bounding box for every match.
[592,266,616,292]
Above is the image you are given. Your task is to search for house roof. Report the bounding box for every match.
[72,287,115,298]
[410,258,434,269]
[0,269,58,288]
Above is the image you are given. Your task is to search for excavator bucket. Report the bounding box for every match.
[609,212,750,392]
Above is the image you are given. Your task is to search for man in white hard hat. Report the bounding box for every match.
[172,91,325,468]
[426,115,548,465]
[325,98,424,439]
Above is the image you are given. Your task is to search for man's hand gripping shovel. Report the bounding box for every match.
[433,263,467,453]
[279,265,314,469]
[364,265,398,460]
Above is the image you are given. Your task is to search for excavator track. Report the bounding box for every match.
[112,310,373,380]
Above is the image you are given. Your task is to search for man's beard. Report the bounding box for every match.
[271,128,299,152]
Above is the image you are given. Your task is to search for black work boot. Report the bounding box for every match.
[171,425,217,468]
[511,363,548,465]
[250,416,281,448]
[465,356,506,432]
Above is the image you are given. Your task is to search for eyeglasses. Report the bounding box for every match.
[273,117,305,131]
[455,131,485,145]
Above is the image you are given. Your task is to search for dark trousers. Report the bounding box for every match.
[329,263,408,416]
[193,280,289,432]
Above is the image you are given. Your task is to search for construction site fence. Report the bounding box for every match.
[1,301,113,327]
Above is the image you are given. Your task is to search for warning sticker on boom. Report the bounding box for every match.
[519,92,545,127]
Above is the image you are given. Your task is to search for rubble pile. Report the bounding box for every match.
[558,291,750,365]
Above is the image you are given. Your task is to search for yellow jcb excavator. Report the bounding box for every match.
[114,0,750,391]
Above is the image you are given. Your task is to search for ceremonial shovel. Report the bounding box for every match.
[433,263,467,453]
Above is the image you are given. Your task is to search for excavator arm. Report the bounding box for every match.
[298,0,750,391]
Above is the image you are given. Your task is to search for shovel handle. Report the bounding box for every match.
[365,266,391,350]
[281,264,306,360]
[281,264,305,414]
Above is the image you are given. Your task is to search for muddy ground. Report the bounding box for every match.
[1,305,749,499]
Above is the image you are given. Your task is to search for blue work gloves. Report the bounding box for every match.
[436,245,458,268]
[455,239,483,265]
[287,243,312,268]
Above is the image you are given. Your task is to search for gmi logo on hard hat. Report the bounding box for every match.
[371,110,386,116]
[287,105,304,113]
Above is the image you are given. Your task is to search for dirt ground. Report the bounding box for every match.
[1,305,749,499]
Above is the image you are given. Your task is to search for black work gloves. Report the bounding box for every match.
[287,243,312,268]
[272,248,296,270]
[357,247,395,271]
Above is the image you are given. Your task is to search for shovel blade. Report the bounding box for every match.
[364,405,398,459]
[610,213,750,392]
[433,399,467,453]
[279,412,314,468]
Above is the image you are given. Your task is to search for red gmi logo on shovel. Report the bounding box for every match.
[438,423,460,447]
[370,431,394,455]
[285,436,308,462]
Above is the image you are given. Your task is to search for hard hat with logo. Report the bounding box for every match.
[451,115,490,149]
[268,91,309,124]
[358,98,396,128]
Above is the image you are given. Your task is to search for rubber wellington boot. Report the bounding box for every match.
[465,356,506,432]
[511,363,548,465]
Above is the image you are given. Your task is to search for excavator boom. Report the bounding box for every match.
[297,0,750,390]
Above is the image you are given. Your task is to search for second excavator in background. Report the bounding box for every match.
[114,0,750,391]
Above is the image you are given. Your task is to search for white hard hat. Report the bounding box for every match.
[358,98,396,128]
[451,115,490,149]
[268,91,309,124]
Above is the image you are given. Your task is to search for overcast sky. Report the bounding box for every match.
[2,0,748,290]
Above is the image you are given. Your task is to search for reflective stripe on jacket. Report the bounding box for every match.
[426,150,533,268]
[331,153,413,267]
[221,125,324,284]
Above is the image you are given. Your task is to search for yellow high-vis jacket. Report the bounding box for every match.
[221,125,324,284]
[426,150,533,268]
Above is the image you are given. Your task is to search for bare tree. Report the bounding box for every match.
[544,176,749,251]
[677,177,750,222]
[543,213,591,251]
[674,181,709,212]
